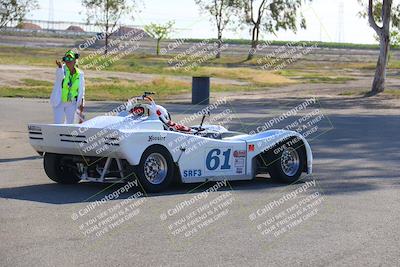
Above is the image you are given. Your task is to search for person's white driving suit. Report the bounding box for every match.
[50,65,85,124]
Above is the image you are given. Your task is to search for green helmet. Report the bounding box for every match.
[63,50,80,62]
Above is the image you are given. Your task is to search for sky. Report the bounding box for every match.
[27,0,378,44]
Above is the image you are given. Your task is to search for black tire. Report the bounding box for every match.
[136,145,174,192]
[268,138,306,183]
[43,153,81,184]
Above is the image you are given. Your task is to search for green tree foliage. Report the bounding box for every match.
[0,0,38,29]
[359,0,400,47]
[144,21,174,56]
[242,0,308,59]
[82,0,136,54]
[195,0,242,58]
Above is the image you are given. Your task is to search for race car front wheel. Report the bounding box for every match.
[44,153,81,184]
[136,145,174,192]
[268,139,306,183]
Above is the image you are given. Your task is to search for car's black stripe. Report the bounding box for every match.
[29,131,42,135]
[105,143,120,146]
[59,134,86,138]
[60,139,88,143]
[29,137,44,140]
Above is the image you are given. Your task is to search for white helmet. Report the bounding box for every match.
[154,105,170,122]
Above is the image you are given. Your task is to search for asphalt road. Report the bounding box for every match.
[0,96,399,266]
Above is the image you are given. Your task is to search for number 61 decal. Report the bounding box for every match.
[206,148,231,171]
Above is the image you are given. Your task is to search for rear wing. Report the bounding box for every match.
[28,123,124,158]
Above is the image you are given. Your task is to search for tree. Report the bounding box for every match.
[195,0,242,58]
[391,30,400,47]
[82,0,135,54]
[144,21,174,56]
[360,0,399,93]
[360,1,400,46]
[0,0,38,30]
[242,0,307,60]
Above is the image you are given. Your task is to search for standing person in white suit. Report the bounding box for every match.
[50,50,85,124]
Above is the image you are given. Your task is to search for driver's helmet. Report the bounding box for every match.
[131,105,146,116]
[155,105,170,122]
[125,101,148,117]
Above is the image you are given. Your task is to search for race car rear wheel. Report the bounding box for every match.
[43,153,81,184]
[268,139,306,183]
[136,145,174,192]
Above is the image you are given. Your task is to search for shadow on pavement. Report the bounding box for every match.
[0,156,41,163]
[0,177,311,205]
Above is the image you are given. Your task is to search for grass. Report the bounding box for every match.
[274,69,355,84]
[384,89,400,97]
[0,45,297,100]
[299,75,355,84]
[173,66,295,86]
[0,79,54,98]
[0,46,298,87]
[1,30,392,50]
[21,79,53,87]
[388,60,400,69]
[85,78,190,100]
[338,89,369,96]
[0,46,60,66]
[0,77,260,101]
[335,55,400,70]
[1,45,393,101]
[184,38,400,50]
[0,86,52,98]
[338,89,400,97]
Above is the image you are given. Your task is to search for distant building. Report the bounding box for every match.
[114,26,150,38]
[66,25,85,32]
[16,22,41,30]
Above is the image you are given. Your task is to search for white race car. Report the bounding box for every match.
[28,93,313,192]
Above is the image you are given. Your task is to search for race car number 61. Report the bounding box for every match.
[206,149,231,171]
